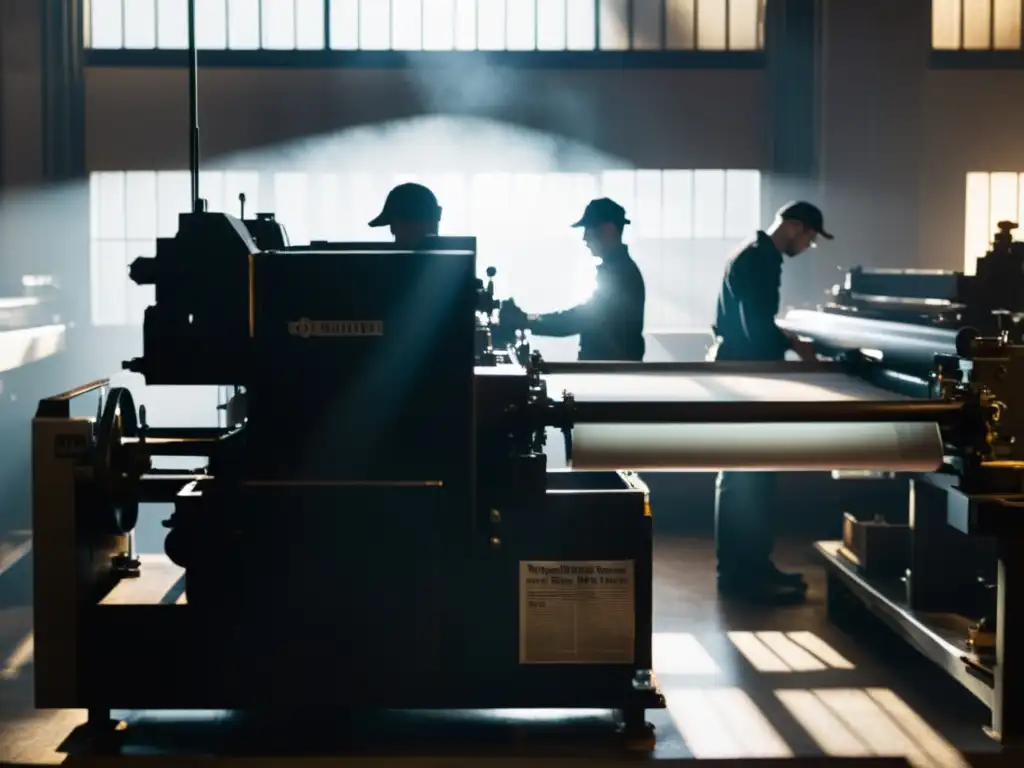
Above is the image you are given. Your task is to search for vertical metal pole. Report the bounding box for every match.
[187,0,202,212]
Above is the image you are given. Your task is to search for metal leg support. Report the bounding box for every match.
[990,539,1024,746]
[84,707,124,754]
[615,705,656,749]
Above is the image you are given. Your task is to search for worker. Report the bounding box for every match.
[505,198,646,361]
[368,182,442,247]
[710,200,834,604]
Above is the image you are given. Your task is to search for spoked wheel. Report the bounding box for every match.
[93,386,142,535]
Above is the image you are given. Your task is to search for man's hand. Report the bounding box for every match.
[790,337,817,361]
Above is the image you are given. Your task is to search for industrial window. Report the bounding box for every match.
[964,171,1024,275]
[84,0,766,51]
[932,0,1024,50]
[89,168,760,330]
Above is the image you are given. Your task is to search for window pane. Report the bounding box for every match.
[724,170,760,237]
[274,173,311,245]
[224,172,261,217]
[157,0,189,48]
[478,0,507,50]
[296,0,325,48]
[198,171,226,215]
[455,0,477,49]
[330,0,359,48]
[91,0,124,48]
[693,170,726,238]
[125,172,159,240]
[993,0,1022,49]
[931,0,962,49]
[962,0,992,49]
[1019,174,1024,237]
[990,172,1020,239]
[124,0,157,48]
[228,0,260,48]
[600,171,636,218]
[507,0,537,50]
[632,0,663,49]
[360,0,391,49]
[728,0,759,50]
[696,0,727,50]
[308,174,342,241]
[262,0,297,48]
[634,170,663,238]
[662,170,694,238]
[508,174,546,234]
[566,0,596,49]
[470,173,512,237]
[97,173,126,240]
[93,241,129,325]
[156,171,191,237]
[963,172,991,275]
[666,0,695,49]
[432,173,469,233]
[599,0,629,50]
[423,0,457,50]
[197,0,228,49]
[537,0,567,50]
[392,0,423,49]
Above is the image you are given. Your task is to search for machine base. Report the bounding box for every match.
[816,541,998,733]
[816,541,993,705]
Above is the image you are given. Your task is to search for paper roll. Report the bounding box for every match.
[568,421,944,473]
[544,370,905,405]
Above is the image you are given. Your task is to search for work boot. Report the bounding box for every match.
[718,566,808,605]
[768,565,807,588]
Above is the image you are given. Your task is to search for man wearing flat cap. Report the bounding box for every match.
[711,200,834,605]
[509,197,646,362]
[368,182,442,248]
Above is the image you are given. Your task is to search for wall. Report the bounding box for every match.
[0,0,43,190]
[83,66,768,171]
[920,69,1024,272]
[811,0,1024,291]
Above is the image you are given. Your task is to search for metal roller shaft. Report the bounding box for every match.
[780,309,958,365]
[569,398,963,425]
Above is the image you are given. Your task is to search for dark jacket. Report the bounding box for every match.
[713,231,789,361]
[531,246,646,361]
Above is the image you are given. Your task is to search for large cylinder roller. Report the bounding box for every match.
[541,364,953,473]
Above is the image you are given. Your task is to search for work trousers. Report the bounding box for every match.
[714,470,779,580]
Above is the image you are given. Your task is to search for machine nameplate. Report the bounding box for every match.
[518,560,635,665]
[53,433,88,458]
[287,318,384,338]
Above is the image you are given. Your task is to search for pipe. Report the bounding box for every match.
[536,360,841,375]
[780,309,959,366]
[568,398,963,425]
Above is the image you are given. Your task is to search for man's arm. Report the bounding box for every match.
[528,303,588,337]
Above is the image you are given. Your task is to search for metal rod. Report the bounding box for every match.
[187,0,201,212]
[568,398,964,425]
[538,360,843,375]
[142,427,229,439]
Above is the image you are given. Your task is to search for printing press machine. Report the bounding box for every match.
[780,221,1024,383]
[30,208,1024,750]
[776,222,1024,744]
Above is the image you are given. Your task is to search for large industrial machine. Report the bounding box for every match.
[31,202,1024,745]
[781,221,1024,380]
[769,224,1024,745]
[26,2,1024,752]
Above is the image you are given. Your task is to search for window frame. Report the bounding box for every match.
[930,0,1024,67]
[81,0,767,69]
[83,48,763,68]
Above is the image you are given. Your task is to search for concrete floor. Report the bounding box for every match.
[0,531,1010,766]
